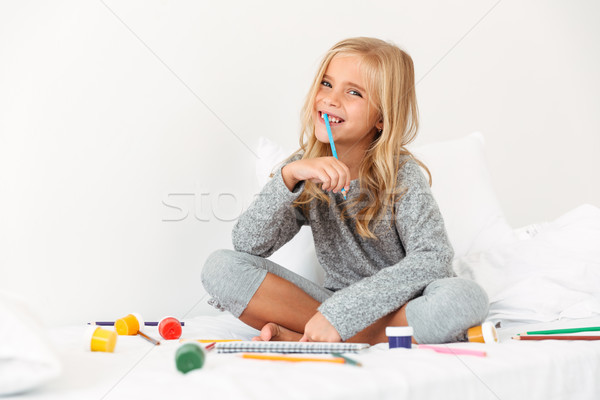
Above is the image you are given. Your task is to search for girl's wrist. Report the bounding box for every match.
[281,164,301,192]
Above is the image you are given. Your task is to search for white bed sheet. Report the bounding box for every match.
[7,314,600,400]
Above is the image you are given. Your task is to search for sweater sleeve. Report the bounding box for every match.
[231,158,308,258]
[317,159,455,340]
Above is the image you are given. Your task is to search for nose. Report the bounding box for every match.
[322,89,341,108]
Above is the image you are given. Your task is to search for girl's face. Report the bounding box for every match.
[314,55,381,149]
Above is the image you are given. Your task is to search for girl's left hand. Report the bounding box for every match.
[299,311,342,342]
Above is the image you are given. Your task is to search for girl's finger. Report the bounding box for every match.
[327,164,343,193]
[318,170,331,191]
[324,168,339,192]
[330,160,349,193]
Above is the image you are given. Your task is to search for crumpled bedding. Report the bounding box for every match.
[4,313,600,400]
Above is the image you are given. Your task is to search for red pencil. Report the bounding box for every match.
[512,335,600,341]
[205,342,217,350]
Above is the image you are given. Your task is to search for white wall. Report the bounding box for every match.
[1,0,598,326]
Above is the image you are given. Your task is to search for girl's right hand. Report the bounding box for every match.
[282,157,351,194]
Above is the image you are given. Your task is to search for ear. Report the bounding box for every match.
[375,119,383,131]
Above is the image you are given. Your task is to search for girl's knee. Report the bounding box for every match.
[201,249,268,297]
[201,249,242,294]
[435,277,489,321]
[407,278,490,343]
[201,249,269,316]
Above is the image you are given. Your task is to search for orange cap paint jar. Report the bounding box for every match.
[115,313,144,336]
[85,326,117,352]
[467,321,498,344]
[158,316,182,340]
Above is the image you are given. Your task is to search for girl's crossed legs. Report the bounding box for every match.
[201,249,489,345]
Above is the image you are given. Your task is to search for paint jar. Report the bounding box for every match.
[386,326,413,349]
[85,326,117,352]
[175,343,206,374]
[158,316,182,340]
[115,313,144,336]
[467,321,498,344]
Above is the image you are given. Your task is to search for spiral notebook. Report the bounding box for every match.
[215,341,370,354]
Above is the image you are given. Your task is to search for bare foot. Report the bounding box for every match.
[252,322,302,342]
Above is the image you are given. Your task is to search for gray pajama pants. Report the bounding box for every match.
[201,249,489,344]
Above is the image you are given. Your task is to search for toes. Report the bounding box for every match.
[259,323,277,341]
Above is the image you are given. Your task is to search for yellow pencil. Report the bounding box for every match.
[179,339,243,343]
[241,353,346,364]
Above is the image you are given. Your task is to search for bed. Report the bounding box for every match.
[4,313,600,400]
[3,133,600,399]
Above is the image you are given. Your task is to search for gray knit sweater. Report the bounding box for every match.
[231,154,455,340]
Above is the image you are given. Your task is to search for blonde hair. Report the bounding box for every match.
[287,37,431,239]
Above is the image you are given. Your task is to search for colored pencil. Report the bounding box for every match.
[88,321,185,326]
[138,331,160,345]
[417,345,487,357]
[179,339,242,343]
[323,113,347,200]
[332,353,363,367]
[241,353,346,364]
[205,342,217,351]
[512,335,600,341]
[517,326,600,336]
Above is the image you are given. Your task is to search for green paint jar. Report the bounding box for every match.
[175,343,206,373]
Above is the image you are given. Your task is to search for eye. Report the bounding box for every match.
[349,89,363,98]
[321,80,332,88]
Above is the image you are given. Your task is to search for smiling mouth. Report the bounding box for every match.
[319,111,345,124]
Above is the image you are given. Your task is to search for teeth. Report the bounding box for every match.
[322,113,342,123]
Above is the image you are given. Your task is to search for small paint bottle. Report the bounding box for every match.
[158,316,182,340]
[115,313,144,335]
[386,326,414,349]
[467,321,498,344]
[85,326,117,352]
[175,343,206,374]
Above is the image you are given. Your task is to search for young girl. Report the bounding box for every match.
[201,37,489,345]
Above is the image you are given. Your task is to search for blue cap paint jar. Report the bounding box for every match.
[386,326,414,349]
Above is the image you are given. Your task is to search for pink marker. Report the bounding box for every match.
[417,344,487,357]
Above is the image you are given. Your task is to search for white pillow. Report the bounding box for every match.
[255,136,291,188]
[255,132,514,282]
[409,132,515,259]
[255,137,325,284]
[453,204,600,326]
[0,292,61,396]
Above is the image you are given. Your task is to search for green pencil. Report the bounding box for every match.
[518,326,600,336]
[332,353,362,367]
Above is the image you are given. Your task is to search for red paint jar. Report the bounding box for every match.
[158,316,182,340]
